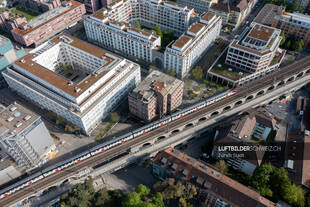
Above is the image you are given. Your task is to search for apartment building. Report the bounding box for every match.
[75,0,101,13]
[0,11,27,33]
[87,0,195,35]
[164,13,221,78]
[175,0,218,14]
[11,0,86,47]
[209,0,254,29]
[84,10,161,63]
[128,70,183,122]
[226,22,283,73]
[212,108,277,175]
[2,34,141,135]
[0,102,56,169]
[152,147,276,207]
[0,35,26,79]
[272,9,310,48]
[286,131,310,189]
[19,0,62,13]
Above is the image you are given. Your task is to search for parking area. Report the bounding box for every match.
[101,164,156,193]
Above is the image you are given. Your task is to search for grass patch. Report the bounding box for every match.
[210,57,249,80]
[185,80,192,88]
[11,7,38,21]
[251,137,266,145]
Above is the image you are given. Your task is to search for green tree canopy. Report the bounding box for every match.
[280,31,286,46]
[110,112,120,123]
[136,21,141,29]
[215,160,228,175]
[154,25,163,39]
[192,66,204,81]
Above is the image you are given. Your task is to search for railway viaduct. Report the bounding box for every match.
[2,57,310,207]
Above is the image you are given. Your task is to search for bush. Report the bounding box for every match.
[193,86,200,92]
[185,81,192,88]
[110,112,120,123]
[191,66,203,81]
[189,93,196,99]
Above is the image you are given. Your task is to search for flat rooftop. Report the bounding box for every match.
[12,0,83,36]
[130,70,183,102]
[253,4,283,26]
[172,34,192,49]
[13,34,117,98]
[201,12,215,22]
[28,4,69,28]
[188,22,205,34]
[247,24,275,42]
[0,102,39,137]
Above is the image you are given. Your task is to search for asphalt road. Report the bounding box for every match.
[1,56,310,207]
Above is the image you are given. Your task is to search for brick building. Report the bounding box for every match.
[286,131,310,189]
[11,0,86,47]
[272,8,310,48]
[212,108,277,175]
[75,0,101,13]
[19,0,62,13]
[0,11,27,33]
[152,147,276,207]
[128,70,183,122]
[209,0,255,29]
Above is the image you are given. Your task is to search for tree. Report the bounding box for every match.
[136,21,141,29]
[282,184,305,207]
[166,69,176,77]
[95,188,111,207]
[215,160,228,175]
[285,39,291,50]
[280,31,286,46]
[179,197,187,207]
[65,124,74,133]
[306,195,310,207]
[270,167,291,201]
[185,183,197,199]
[122,192,142,207]
[135,184,150,197]
[192,66,204,80]
[155,25,163,39]
[151,192,164,207]
[110,112,120,123]
[47,110,55,120]
[293,40,304,52]
[63,65,73,76]
[287,0,301,12]
[251,163,274,197]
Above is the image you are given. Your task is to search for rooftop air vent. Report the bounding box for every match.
[7,117,14,122]
[74,87,81,93]
[24,115,31,121]
[10,106,17,112]
[20,59,25,63]
[15,122,23,128]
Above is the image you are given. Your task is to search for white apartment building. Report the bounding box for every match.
[226,22,283,73]
[164,13,222,78]
[0,103,56,169]
[84,11,161,63]
[175,0,218,14]
[87,0,195,35]
[2,34,141,135]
